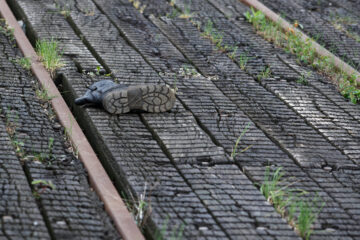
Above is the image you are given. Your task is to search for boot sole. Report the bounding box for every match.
[102,85,176,114]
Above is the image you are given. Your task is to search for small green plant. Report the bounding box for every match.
[244,8,266,29]
[31,179,56,193]
[257,66,272,80]
[12,139,25,158]
[201,20,224,50]
[0,20,15,41]
[36,38,64,74]
[330,15,360,43]
[96,66,101,75]
[125,183,151,229]
[260,167,284,201]
[29,139,55,164]
[296,72,310,85]
[259,167,323,239]
[15,57,31,70]
[228,46,238,59]
[134,185,149,227]
[245,8,360,103]
[36,88,56,102]
[4,109,27,160]
[340,76,360,104]
[55,1,71,17]
[200,19,244,62]
[179,64,199,77]
[231,122,252,159]
[85,66,111,77]
[297,198,324,240]
[33,152,50,163]
[129,0,147,13]
[238,53,249,70]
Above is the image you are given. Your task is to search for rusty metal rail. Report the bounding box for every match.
[0,1,144,239]
[239,0,360,82]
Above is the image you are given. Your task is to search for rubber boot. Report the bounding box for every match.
[75,80,176,114]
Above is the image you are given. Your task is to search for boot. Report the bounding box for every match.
[75,80,176,114]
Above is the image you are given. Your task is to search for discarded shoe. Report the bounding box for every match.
[75,80,176,114]
[74,80,118,106]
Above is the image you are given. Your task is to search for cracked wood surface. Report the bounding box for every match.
[0,17,120,240]
[3,0,360,239]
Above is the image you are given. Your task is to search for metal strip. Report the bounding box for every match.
[240,0,360,82]
[0,1,144,239]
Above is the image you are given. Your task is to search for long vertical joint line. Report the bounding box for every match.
[0,1,144,239]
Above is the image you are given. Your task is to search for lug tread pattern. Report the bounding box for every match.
[103,85,175,114]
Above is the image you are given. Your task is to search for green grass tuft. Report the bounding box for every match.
[238,53,249,70]
[259,167,323,239]
[296,72,310,85]
[36,88,56,102]
[36,38,64,74]
[17,57,31,70]
[245,9,360,103]
[231,122,252,159]
[257,66,272,80]
[31,179,56,190]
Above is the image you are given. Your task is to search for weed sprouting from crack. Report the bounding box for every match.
[3,108,26,161]
[231,122,252,159]
[12,139,25,159]
[125,183,153,230]
[11,57,31,70]
[35,38,64,76]
[201,20,225,51]
[31,137,55,164]
[330,14,360,43]
[179,64,200,77]
[245,9,360,103]
[36,87,56,102]
[0,19,15,42]
[238,53,249,70]
[296,72,310,85]
[199,19,253,72]
[339,73,360,104]
[3,107,57,165]
[134,186,148,227]
[228,46,238,59]
[31,179,56,196]
[259,167,324,239]
[55,0,72,17]
[129,0,147,14]
[84,66,111,77]
[257,66,272,80]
